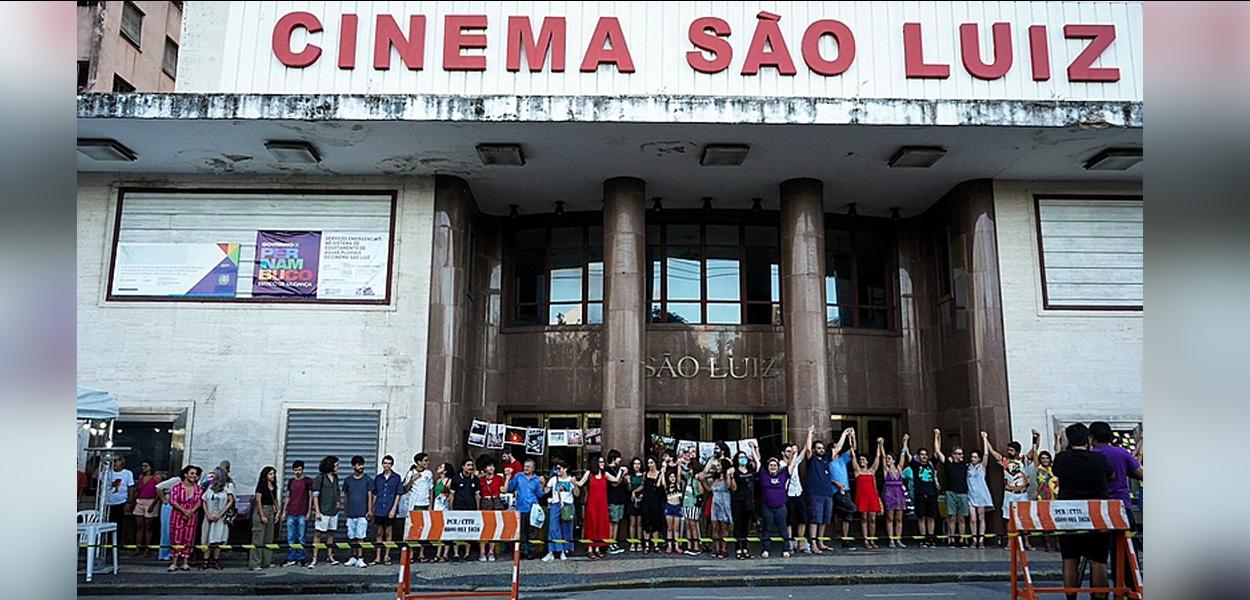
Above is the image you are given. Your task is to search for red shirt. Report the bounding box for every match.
[501,461,523,477]
[480,474,504,498]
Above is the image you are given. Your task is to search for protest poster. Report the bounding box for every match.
[468,420,488,447]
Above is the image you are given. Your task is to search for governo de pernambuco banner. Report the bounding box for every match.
[252,230,320,297]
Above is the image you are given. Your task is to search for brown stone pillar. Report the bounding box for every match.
[423,176,475,459]
[601,177,647,456]
[780,178,833,443]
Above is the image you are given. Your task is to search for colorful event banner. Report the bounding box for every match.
[318,232,388,299]
[112,242,241,297]
[467,422,763,461]
[252,231,320,297]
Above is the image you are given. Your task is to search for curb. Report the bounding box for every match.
[77,570,1063,596]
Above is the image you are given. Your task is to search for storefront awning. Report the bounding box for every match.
[76,386,118,421]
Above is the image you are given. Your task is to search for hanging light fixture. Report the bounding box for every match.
[890,207,902,222]
[509,204,519,218]
[752,198,763,212]
[847,203,858,217]
[651,197,663,212]
[701,197,713,211]
[555,201,565,215]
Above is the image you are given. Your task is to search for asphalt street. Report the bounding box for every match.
[99,582,1016,600]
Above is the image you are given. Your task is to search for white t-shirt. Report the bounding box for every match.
[782,458,804,497]
[102,468,134,506]
[400,468,434,511]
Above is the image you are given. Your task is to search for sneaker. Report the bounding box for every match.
[897,541,907,549]
[841,540,852,549]
[488,555,497,562]
[782,551,791,558]
[283,561,297,567]
[761,551,770,559]
[541,553,554,562]
[358,559,368,568]
[479,555,488,562]
[608,545,625,555]
[559,553,568,560]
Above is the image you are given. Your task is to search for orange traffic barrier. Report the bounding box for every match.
[1010,500,1142,600]
[397,511,523,600]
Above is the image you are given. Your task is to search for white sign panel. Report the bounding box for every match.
[112,243,241,298]
[180,1,1142,102]
[317,232,390,300]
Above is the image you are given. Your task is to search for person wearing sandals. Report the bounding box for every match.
[479,457,505,561]
[661,470,683,554]
[577,455,617,560]
[250,466,281,571]
[728,451,758,560]
[758,455,790,558]
[882,439,909,549]
[167,465,203,572]
[625,458,645,552]
[132,461,161,559]
[701,458,733,558]
[199,466,234,570]
[640,457,666,553]
[852,440,885,549]
[432,463,453,562]
[543,460,577,562]
[309,456,341,567]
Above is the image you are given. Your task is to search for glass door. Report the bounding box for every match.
[709,415,744,446]
[750,415,786,463]
[830,414,900,457]
[667,415,704,443]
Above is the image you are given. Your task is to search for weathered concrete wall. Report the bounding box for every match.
[78,93,1143,128]
[993,180,1143,445]
[76,173,434,481]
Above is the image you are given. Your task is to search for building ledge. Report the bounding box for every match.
[78,93,1143,128]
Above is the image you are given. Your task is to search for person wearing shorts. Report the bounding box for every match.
[904,444,941,547]
[310,456,341,567]
[984,431,1038,550]
[782,429,813,552]
[605,450,629,555]
[342,455,375,568]
[1052,423,1114,597]
[934,430,970,547]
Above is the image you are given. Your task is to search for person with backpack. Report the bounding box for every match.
[309,456,341,567]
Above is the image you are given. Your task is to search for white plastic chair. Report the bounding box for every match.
[78,509,118,582]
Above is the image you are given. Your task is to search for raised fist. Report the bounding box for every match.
[876,437,885,444]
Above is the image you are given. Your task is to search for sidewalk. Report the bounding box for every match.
[77,546,1064,595]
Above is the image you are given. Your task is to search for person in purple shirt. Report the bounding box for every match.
[757,456,790,558]
[1089,422,1143,591]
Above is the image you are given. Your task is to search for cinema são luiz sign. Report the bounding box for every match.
[270,8,1122,83]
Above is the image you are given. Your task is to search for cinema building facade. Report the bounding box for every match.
[77,1,1142,486]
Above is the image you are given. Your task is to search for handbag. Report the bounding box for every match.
[560,504,575,522]
[833,489,858,514]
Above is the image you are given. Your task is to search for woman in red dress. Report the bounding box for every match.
[576,456,621,559]
[167,465,204,572]
[852,440,886,549]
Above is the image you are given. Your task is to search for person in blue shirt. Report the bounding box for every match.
[506,459,546,559]
[371,455,403,566]
[805,428,852,553]
[829,431,857,548]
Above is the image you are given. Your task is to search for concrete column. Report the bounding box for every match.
[780,178,833,443]
[601,177,647,456]
[423,176,475,459]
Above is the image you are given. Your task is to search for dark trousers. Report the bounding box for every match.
[731,499,753,552]
[518,509,540,559]
[107,504,129,544]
